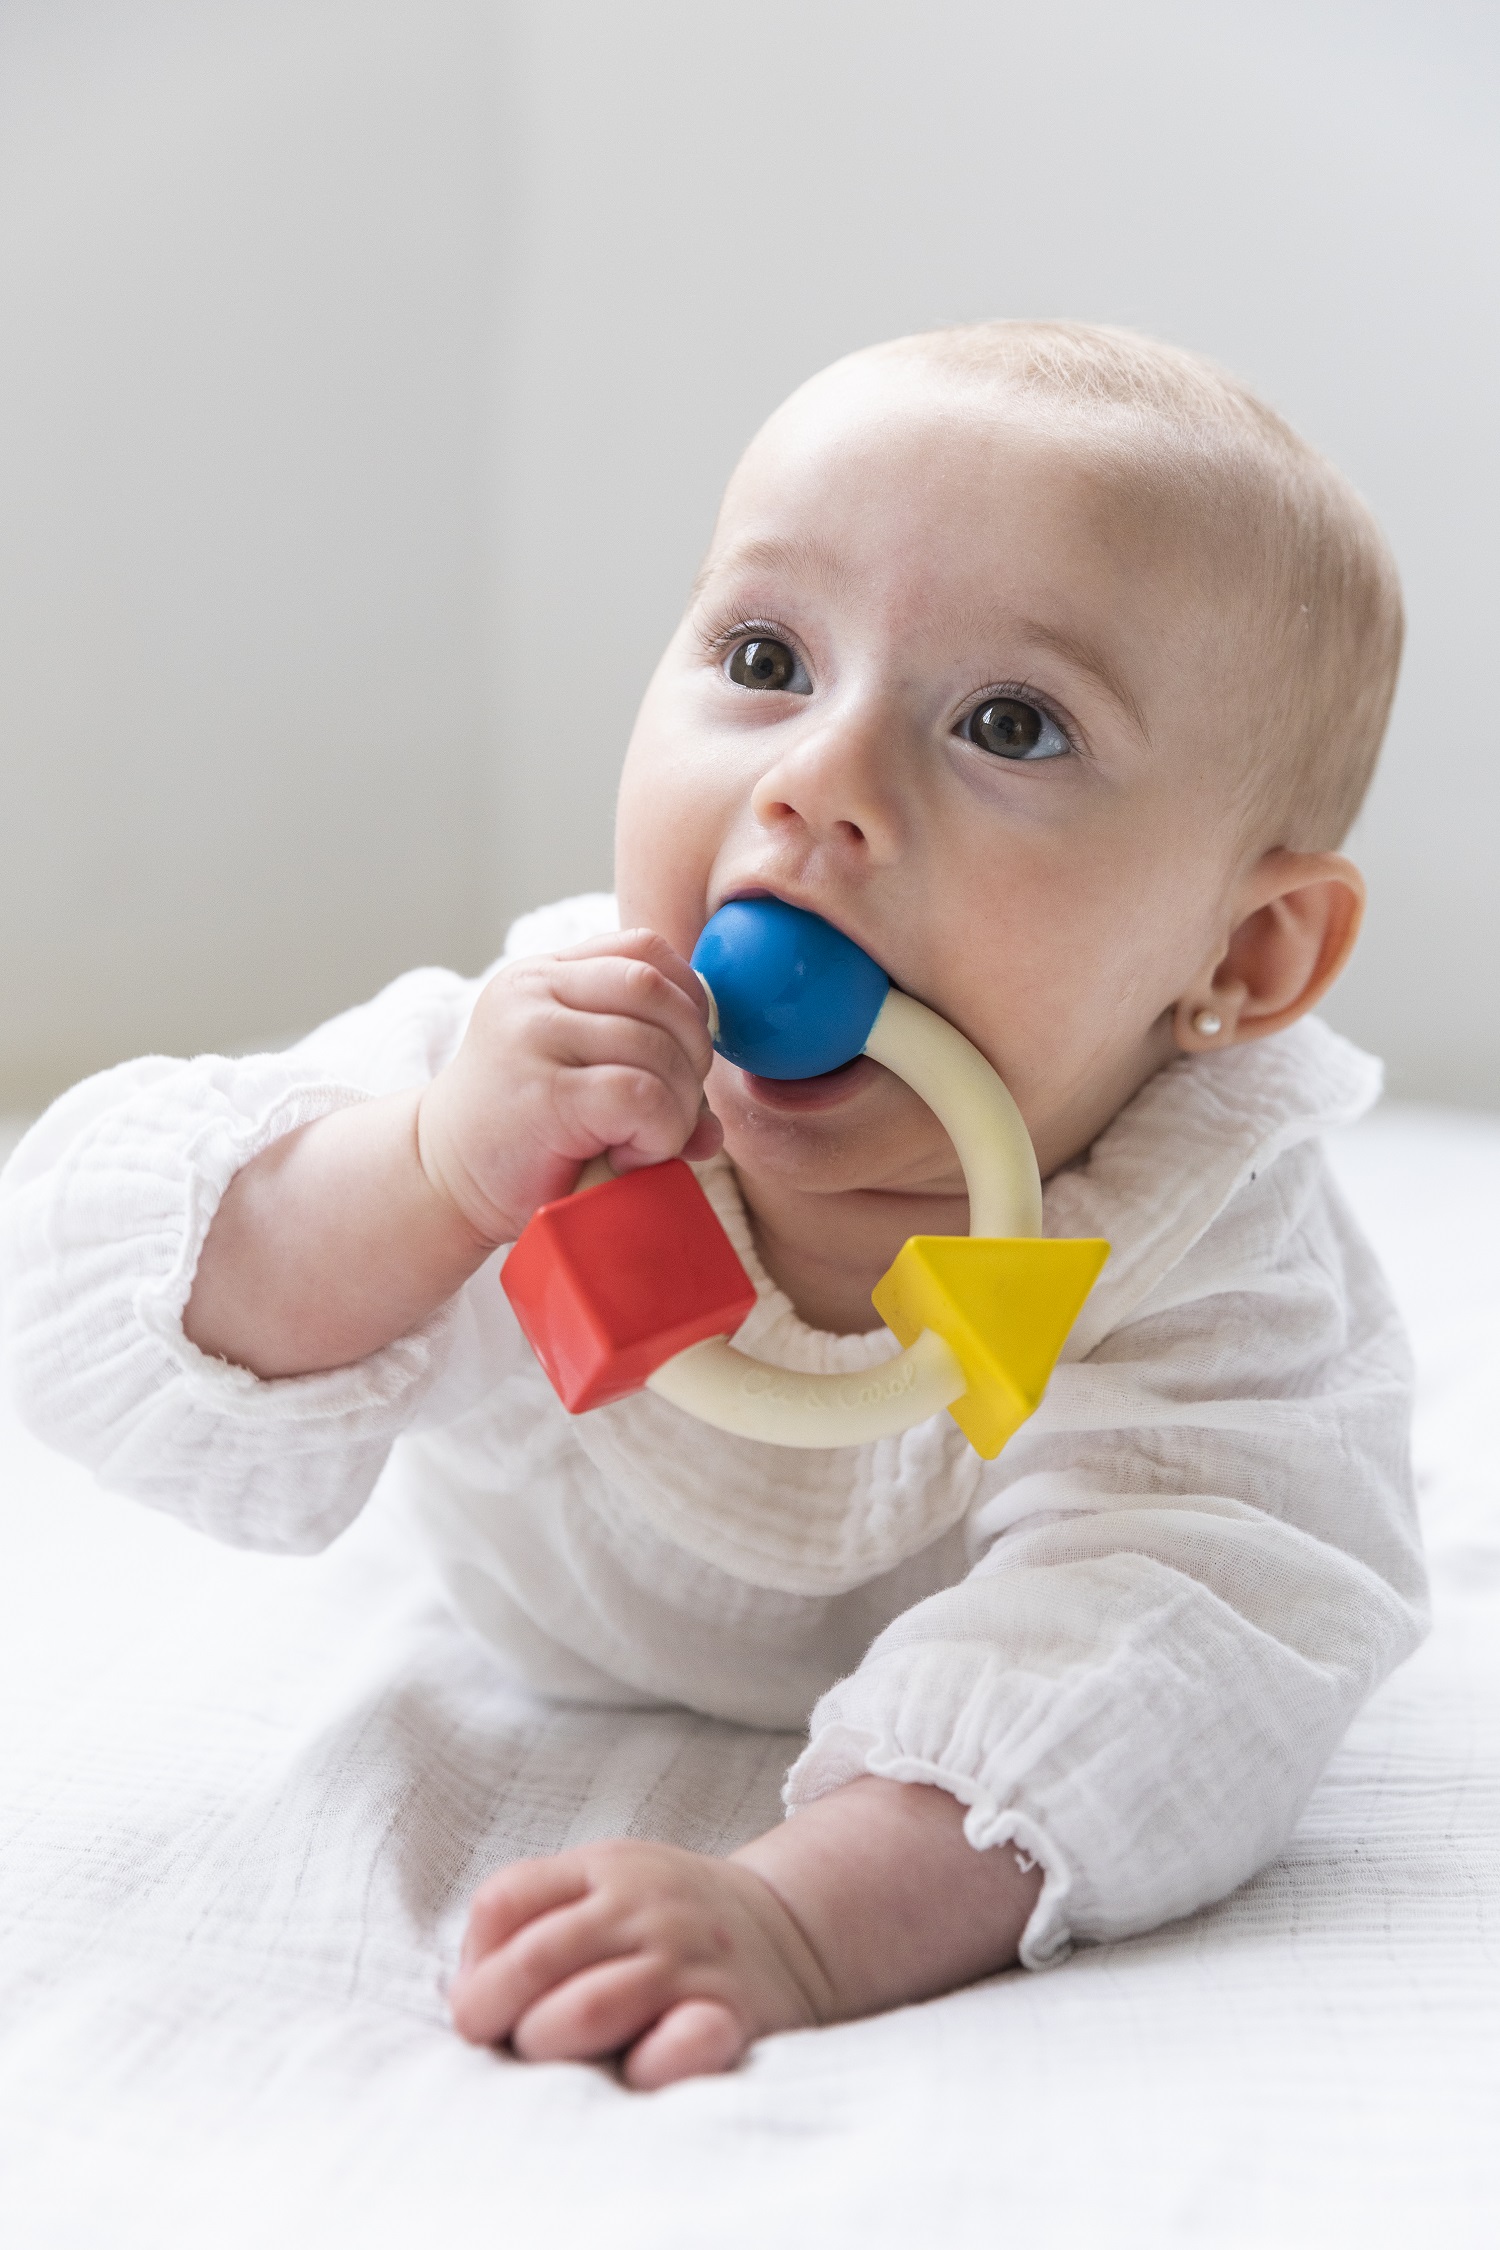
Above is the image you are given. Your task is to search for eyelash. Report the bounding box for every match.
[702,613,805,663]
[701,616,1083,759]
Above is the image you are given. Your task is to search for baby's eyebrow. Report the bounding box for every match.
[690,533,853,609]
[1008,615,1151,741]
[692,539,1151,739]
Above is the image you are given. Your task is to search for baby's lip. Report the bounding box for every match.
[735,1054,881,1113]
[711,880,811,920]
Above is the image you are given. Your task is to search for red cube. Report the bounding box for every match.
[500,1159,758,1413]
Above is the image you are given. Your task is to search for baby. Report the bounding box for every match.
[0,321,1426,2090]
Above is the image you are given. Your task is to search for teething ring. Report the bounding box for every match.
[501,902,1108,1459]
[646,987,1043,1446]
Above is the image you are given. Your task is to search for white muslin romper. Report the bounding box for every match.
[0,894,1427,1965]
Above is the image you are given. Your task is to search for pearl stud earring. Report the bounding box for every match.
[1192,1009,1223,1038]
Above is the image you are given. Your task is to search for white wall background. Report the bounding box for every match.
[0,0,495,1100]
[3,0,1498,1107]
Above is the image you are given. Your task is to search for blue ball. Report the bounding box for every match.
[691,898,890,1080]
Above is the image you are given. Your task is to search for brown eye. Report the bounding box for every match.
[964,697,1067,761]
[728,637,799,691]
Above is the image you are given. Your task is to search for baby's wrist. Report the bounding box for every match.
[719,1859,841,2032]
[730,1828,871,2024]
[733,1777,1042,2021]
[413,1079,526,1252]
[342,1086,501,1285]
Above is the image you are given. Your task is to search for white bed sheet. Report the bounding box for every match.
[0,1103,1496,2250]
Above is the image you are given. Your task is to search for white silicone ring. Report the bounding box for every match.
[647,1323,966,1445]
[862,990,1042,1238]
[639,987,1041,1448]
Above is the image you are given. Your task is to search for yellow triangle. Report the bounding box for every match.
[871,1235,1109,1459]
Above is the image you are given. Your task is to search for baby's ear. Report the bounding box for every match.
[1174,849,1365,1053]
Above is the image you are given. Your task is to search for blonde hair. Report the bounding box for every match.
[878,321,1403,850]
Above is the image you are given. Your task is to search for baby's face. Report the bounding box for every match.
[616,358,1256,1205]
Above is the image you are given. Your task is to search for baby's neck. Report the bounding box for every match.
[732,1166,970,1336]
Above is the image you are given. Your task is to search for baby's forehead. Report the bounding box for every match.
[719,365,1228,583]
[695,331,1398,852]
[699,372,1298,807]
[708,373,1245,650]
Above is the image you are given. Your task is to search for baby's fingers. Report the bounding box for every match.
[554,928,710,1025]
[509,1954,681,2065]
[460,1858,588,1973]
[552,1012,707,1135]
[511,1961,751,2081]
[550,940,715,1062]
[549,953,714,1079]
[451,1894,615,2048]
[557,1064,709,1172]
[623,1998,747,2090]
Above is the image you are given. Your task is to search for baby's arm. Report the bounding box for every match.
[185,932,719,1377]
[453,1138,1429,2086]
[450,1777,1041,2090]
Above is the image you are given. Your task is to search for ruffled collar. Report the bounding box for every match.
[1045,1015,1379,1359]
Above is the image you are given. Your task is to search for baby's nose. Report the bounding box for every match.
[749,711,905,863]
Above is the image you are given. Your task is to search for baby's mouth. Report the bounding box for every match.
[738,1054,880,1112]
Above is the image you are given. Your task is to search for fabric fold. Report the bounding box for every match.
[0,892,1428,1962]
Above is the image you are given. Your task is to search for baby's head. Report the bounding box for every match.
[615,322,1401,1202]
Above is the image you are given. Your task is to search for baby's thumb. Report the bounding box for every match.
[680,1102,723,1163]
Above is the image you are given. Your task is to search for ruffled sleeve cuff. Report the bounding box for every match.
[1,1054,460,1552]
[784,1655,1077,1970]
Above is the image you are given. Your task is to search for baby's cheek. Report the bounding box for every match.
[613,850,711,964]
[615,766,717,946]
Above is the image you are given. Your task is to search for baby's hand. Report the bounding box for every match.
[448,1839,835,2090]
[418,931,722,1248]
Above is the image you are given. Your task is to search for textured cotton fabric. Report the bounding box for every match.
[0,895,1428,1963]
[2,1101,1496,2250]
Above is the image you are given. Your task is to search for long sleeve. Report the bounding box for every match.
[2,909,1431,1966]
[0,886,620,1557]
[0,895,619,1552]
[785,1137,1428,1964]
[0,970,490,1552]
